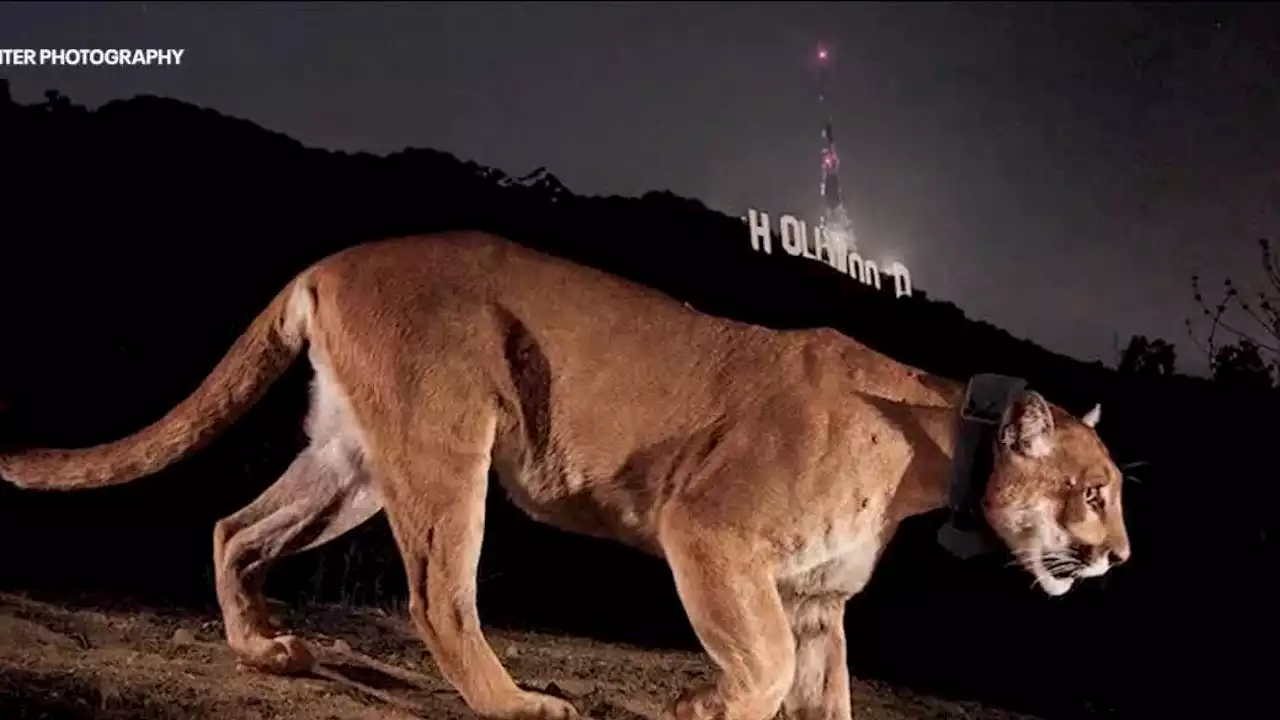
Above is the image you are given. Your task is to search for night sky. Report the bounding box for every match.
[3,2,1277,373]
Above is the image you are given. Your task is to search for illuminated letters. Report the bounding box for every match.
[747,209,771,254]
[745,207,913,299]
[888,261,912,299]
[780,215,805,256]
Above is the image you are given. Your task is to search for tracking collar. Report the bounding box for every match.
[935,373,1027,560]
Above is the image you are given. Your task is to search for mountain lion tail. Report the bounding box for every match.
[0,275,316,491]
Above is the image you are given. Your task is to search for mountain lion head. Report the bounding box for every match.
[983,391,1131,596]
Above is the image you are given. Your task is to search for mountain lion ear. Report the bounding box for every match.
[1081,403,1101,428]
[998,390,1055,458]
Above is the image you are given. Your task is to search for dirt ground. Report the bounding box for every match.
[0,591,1039,720]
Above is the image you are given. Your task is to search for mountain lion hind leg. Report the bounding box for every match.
[212,364,382,675]
[212,442,381,674]
[378,401,580,720]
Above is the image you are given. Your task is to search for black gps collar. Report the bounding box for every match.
[935,373,1027,560]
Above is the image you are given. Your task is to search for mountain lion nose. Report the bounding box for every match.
[1108,546,1130,565]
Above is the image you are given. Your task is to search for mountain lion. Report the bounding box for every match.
[0,231,1130,720]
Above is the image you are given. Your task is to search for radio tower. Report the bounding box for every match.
[815,45,857,262]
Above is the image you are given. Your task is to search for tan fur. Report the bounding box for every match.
[0,231,1130,720]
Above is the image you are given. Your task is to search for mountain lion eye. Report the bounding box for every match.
[1083,486,1102,506]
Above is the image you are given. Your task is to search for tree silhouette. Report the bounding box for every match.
[42,89,70,112]
[1188,238,1279,385]
[1117,334,1177,377]
[1212,338,1275,391]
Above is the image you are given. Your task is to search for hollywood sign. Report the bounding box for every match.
[744,208,912,299]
